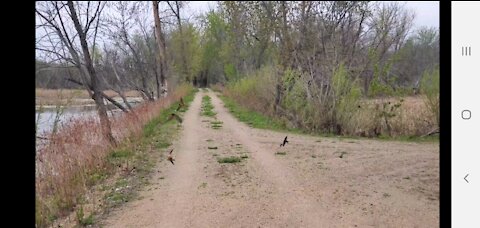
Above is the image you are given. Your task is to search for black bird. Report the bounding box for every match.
[167,113,183,123]
[280,136,289,147]
[167,149,175,165]
[176,98,185,111]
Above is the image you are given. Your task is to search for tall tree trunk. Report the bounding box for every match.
[154,65,162,99]
[174,1,189,83]
[152,1,167,97]
[67,1,116,146]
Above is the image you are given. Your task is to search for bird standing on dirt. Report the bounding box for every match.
[167,149,175,165]
[280,136,289,147]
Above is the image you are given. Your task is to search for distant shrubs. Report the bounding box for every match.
[330,64,362,134]
[224,63,438,138]
[420,67,439,127]
[225,66,276,116]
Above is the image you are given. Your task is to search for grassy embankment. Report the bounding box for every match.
[36,85,196,227]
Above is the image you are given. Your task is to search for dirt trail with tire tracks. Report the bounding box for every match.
[102,89,439,227]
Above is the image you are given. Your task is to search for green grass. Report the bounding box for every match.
[211,124,223,129]
[86,172,107,187]
[106,191,128,205]
[109,149,133,159]
[217,156,242,163]
[240,155,249,159]
[143,90,196,138]
[76,206,94,226]
[114,179,128,188]
[275,152,287,155]
[198,182,207,189]
[220,95,291,132]
[155,141,172,149]
[219,94,438,143]
[211,120,223,129]
[201,95,216,117]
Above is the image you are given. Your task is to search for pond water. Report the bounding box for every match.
[36,108,98,135]
[35,100,141,136]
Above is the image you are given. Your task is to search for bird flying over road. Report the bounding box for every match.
[280,136,289,147]
[167,149,175,165]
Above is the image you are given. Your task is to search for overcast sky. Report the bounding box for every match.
[401,1,439,29]
[182,1,439,30]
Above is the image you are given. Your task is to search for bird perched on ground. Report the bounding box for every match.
[167,149,175,165]
[167,113,183,123]
[280,136,289,147]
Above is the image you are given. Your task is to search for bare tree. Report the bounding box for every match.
[106,1,156,101]
[36,1,117,145]
[167,1,190,82]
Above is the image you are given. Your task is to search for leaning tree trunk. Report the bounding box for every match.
[67,1,116,146]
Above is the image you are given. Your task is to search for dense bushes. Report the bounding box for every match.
[224,65,437,138]
[420,68,440,127]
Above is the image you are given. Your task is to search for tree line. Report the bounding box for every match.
[36,1,439,140]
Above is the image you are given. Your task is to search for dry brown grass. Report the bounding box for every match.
[35,89,143,106]
[35,85,192,227]
[210,83,225,93]
[352,96,436,137]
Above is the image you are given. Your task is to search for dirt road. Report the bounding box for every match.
[102,90,439,227]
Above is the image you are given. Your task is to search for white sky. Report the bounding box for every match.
[183,1,217,19]
[401,1,440,29]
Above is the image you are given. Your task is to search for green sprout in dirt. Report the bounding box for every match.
[201,95,216,117]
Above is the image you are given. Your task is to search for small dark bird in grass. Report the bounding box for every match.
[280,136,289,147]
[176,98,185,111]
[167,149,175,165]
[167,113,183,123]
